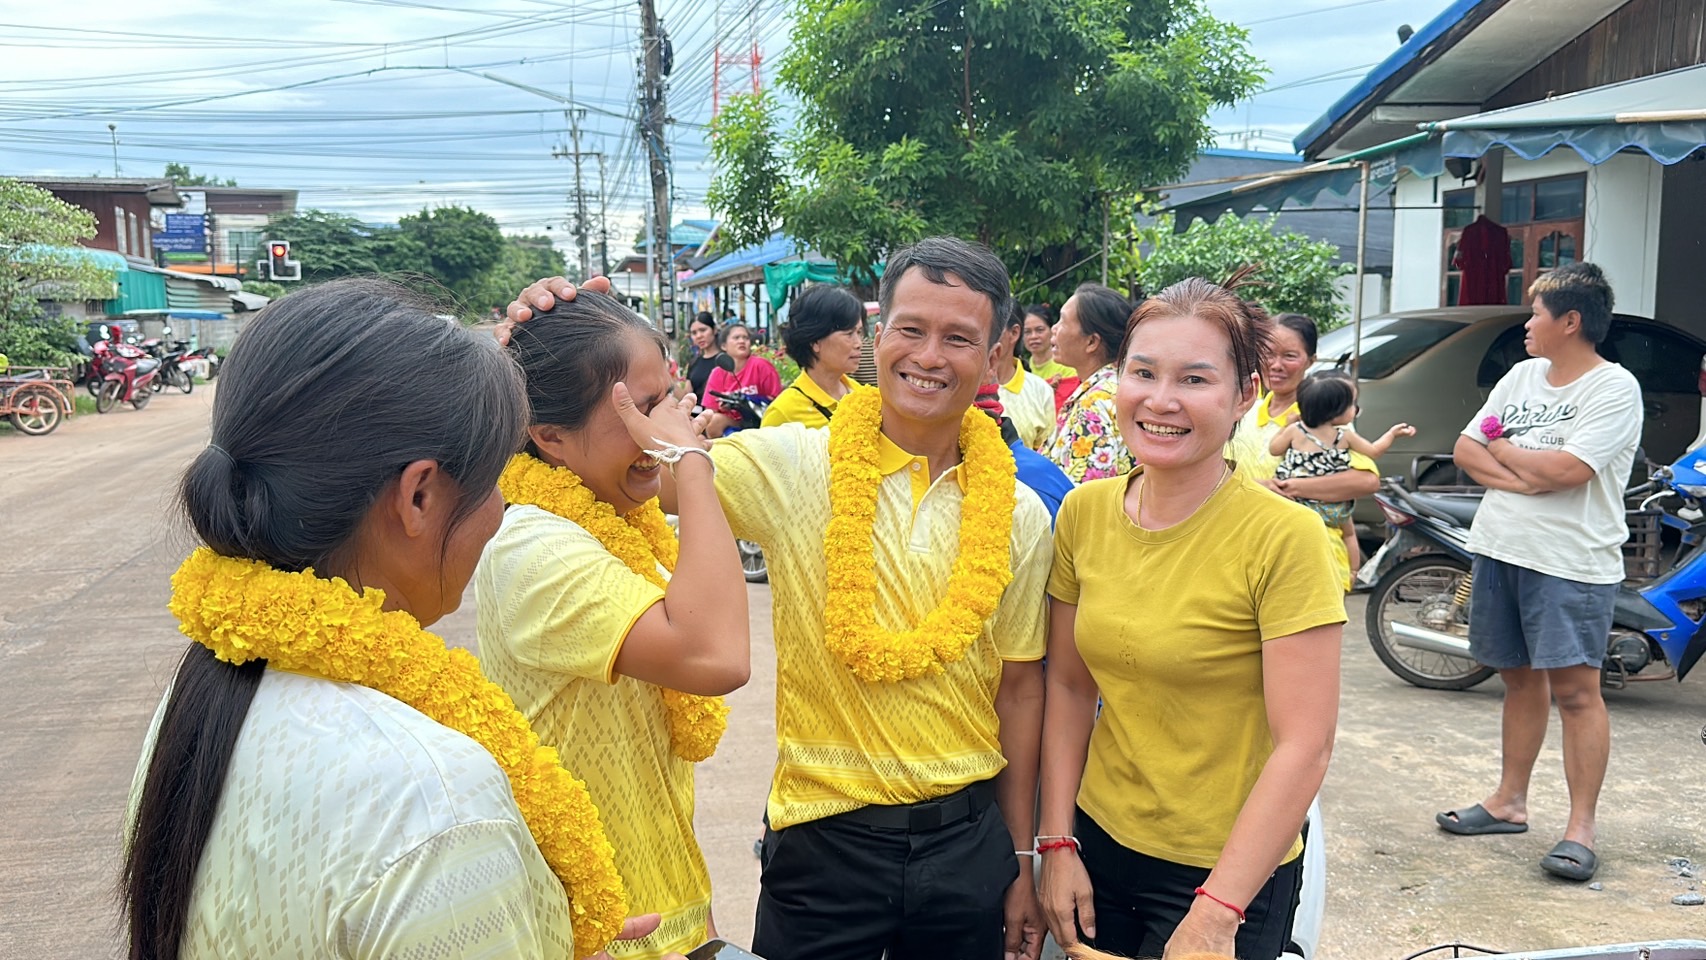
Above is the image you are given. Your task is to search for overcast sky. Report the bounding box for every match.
[0,0,1452,259]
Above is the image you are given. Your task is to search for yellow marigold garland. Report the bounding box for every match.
[823,386,1017,682]
[167,548,627,959]
[498,452,729,763]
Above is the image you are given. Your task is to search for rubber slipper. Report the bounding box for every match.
[1541,840,1598,881]
[1435,804,1529,835]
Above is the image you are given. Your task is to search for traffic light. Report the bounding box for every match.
[258,239,301,281]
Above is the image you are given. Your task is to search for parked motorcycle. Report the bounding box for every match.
[146,339,195,395]
[708,388,773,583]
[1361,448,1706,690]
[89,338,160,413]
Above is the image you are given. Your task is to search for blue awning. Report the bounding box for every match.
[683,232,816,288]
[1159,134,1444,224]
[1424,64,1706,166]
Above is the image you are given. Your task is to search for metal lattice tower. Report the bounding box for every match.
[712,0,763,118]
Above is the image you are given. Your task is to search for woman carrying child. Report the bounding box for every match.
[1269,371,1414,582]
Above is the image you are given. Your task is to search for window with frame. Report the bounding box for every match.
[227,229,264,266]
[1442,173,1584,307]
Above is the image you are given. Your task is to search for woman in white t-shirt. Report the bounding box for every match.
[123,277,664,959]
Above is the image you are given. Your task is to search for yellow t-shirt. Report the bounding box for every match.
[999,367,1057,451]
[474,505,709,960]
[1030,358,1076,384]
[760,372,856,429]
[1227,392,1377,590]
[1048,469,1346,869]
[711,422,1052,829]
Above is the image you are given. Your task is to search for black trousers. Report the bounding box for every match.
[1076,809,1302,960]
[751,784,1019,960]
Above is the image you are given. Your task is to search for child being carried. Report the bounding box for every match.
[1270,371,1415,568]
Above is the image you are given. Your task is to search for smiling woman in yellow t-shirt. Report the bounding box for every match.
[476,292,752,960]
[1038,280,1345,960]
[761,284,867,430]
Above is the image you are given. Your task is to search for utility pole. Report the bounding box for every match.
[639,0,674,332]
[597,153,610,276]
[551,105,599,280]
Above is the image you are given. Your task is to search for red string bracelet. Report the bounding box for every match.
[1194,887,1247,924]
[1034,838,1080,855]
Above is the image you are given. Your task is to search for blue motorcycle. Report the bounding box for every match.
[1361,447,1706,691]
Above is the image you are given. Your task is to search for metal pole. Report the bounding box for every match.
[1101,194,1110,286]
[108,123,120,177]
[1352,159,1371,380]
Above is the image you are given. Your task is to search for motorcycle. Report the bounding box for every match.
[89,338,160,413]
[1361,448,1706,690]
[708,388,773,583]
[145,339,196,395]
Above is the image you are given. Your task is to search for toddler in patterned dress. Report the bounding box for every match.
[1269,371,1414,572]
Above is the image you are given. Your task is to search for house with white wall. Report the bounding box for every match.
[1293,0,1706,334]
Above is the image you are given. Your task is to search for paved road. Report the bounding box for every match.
[2,388,1702,957]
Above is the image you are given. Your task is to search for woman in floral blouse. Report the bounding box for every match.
[1042,283,1138,482]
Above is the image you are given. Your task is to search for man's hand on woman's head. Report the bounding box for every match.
[495,275,613,346]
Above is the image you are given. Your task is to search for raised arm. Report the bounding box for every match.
[1267,423,1297,457]
[608,385,749,697]
[1344,422,1415,459]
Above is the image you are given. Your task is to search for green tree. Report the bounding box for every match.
[0,179,117,366]
[707,0,1262,289]
[264,209,384,281]
[707,92,789,253]
[1137,213,1351,328]
[387,206,505,306]
[466,235,569,317]
[240,279,288,300]
[163,162,238,187]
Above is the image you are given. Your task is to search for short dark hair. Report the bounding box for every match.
[691,311,716,333]
[123,277,526,960]
[1298,372,1356,428]
[507,290,668,443]
[1273,313,1319,358]
[1530,261,1614,343]
[878,236,1013,343]
[1022,304,1055,326]
[1072,283,1135,369]
[784,285,865,369]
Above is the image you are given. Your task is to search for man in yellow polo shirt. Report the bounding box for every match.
[994,303,1059,450]
[507,237,1051,960]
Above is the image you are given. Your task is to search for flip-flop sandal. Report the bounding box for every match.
[1435,803,1529,835]
[1541,840,1598,881]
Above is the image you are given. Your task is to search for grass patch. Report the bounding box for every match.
[74,394,97,415]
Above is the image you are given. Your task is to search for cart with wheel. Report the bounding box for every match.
[0,365,75,436]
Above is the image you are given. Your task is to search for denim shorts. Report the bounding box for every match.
[1468,556,1617,670]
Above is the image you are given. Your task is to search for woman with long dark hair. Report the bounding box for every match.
[122,277,660,960]
[685,311,724,402]
[477,290,750,959]
[1041,283,1138,482]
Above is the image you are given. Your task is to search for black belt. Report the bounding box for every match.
[833,779,997,832]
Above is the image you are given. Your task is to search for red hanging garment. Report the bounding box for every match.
[1454,215,1512,306]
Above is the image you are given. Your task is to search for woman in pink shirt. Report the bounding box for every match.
[704,323,782,435]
